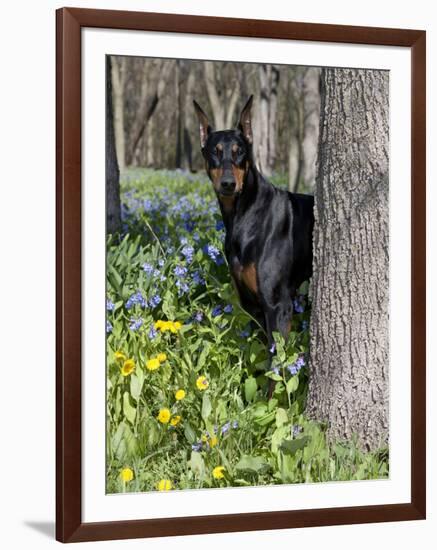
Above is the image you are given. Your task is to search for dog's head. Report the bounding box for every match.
[193,96,253,199]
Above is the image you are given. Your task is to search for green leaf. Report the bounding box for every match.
[201,393,212,421]
[130,373,143,402]
[275,408,289,427]
[184,422,196,444]
[286,376,299,394]
[244,376,257,402]
[235,455,271,474]
[111,421,138,460]
[189,451,205,479]
[123,391,137,425]
[280,436,311,456]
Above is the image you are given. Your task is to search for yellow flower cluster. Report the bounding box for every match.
[157,408,182,427]
[155,320,182,333]
[212,466,225,479]
[175,389,186,401]
[121,359,135,377]
[157,479,172,491]
[196,375,209,391]
[146,353,167,371]
[120,467,134,482]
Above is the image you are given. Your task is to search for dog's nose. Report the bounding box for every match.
[221,179,236,192]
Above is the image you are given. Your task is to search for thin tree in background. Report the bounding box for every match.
[256,64,280,176]
[111,57,126,171]
[307,68,389,450]
[106,56,121,235]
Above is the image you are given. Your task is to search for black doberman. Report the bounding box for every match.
[194,96,314,391]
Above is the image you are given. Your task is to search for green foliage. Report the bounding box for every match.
[105,168,389,493]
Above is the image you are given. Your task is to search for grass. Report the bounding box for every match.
[105,167,389,494]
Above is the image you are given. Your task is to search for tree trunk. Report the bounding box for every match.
[257,65,279,176]
[128,60,173,165]
[307,68,389,451]
[111,57,126,171]
[106,56,121,235]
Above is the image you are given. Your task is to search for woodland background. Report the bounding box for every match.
[110,57,320,191]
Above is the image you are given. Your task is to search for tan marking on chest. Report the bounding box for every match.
[238,263,258,294]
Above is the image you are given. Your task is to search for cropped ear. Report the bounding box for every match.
[238,95,254,144]
[193,100,212,149]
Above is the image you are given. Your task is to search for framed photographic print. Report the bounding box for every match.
[56,7,426,543]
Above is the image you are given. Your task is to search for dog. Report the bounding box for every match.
[194,96,314,393]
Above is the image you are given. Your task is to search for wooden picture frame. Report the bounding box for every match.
[56,6,426,543]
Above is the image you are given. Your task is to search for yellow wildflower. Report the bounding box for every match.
[212,466,225,479]
[114,351,126,362]
[155,320,182,333]
[209,435,218,448]
[157,479,172,491]
[146,357,160,371]
[157,353,167,363]
[120,467,134,482]
[175,389,186,401]
[157,408,171,424]
[170,415,181,426]
[201,433,208,443]
[121,359,135,377]
[196,375,209,391]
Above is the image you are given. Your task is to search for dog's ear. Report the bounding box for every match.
[193,100,212,149]
[238,95,254,144]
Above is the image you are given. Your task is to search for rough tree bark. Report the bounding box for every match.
[307,68,389,451]
[106,56,121,234]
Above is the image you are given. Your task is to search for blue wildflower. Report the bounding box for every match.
[239,329,250,338]
[158,258,165,268]
[212,305,222,317]
[286,355,305,376]
[148,325,158,340]
[175,279,190,296]
[192,270,205,286]
[224,304,233,314]
[301,320,309,331]
[106,298,115,311]
[106,320,113,333]
[194,311,204,322]
[271,365,280,375]
[142,262,154,275]
[269,343,276,354]
[174,265,188,278]
[191,442,202,452]
[221,422,231,435]
[126,291,147,309]
[232,421,239,429]
[181,245,195,263]
[292,425,303,437]
[129,317,143,331]
[184,221,195,232]
[204,244,223,265]
[215,220,225,231]
[149,294,161,308]
[293,296,305,314]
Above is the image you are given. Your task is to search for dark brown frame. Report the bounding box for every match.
[56,6,426,543]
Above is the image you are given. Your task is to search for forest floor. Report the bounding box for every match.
[105,168,389,493]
